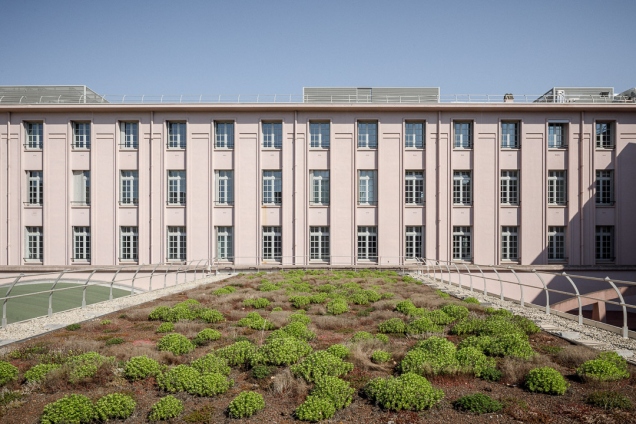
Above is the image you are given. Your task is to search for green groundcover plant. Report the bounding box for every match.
[365,372,444,411]
[576,351,630,382]
[0,361,19,386]
[94,393,136,421]
[41,394,95,424]
[453,393,503,414]
[124,355,162,381]
[148,395,183,421]
[525,367,569,395]
[157,333,196,355]
[228,391,265,418]
[291,351,354,382]
[24,363,61,383]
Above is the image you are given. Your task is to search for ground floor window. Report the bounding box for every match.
[310,226,329,261]
[357,226,377,261]
[167,226,186,261]
[452,226,471,261]
[405,226,423,259]
[262,226,282,261]
[216,226,233,260]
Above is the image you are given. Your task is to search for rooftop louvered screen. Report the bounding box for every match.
[303,87,439,103]
[0,85,107,104]
[534,87,615,103]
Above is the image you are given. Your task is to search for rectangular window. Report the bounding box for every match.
[120,122,138,149]
[454,121,472,148]
[262,226,282,261]
[501,121,519,148]
[120,226,138,261]
[27,171,43,205]
[310,170,329,205]
[310,122,330,149]
[72,122,91,149]
[167,122,186,149]
[310,226,330,261]
[215,170,234,205]
[120,170,138,205]
[596,122,613,149]
[452,226,472,261]
[358,170,377,205]
[216,226,233,260]
[73,226,91,261]
[548,226,566,261]
[25,226,43,261]
[263,170,282,205]
[596,226,614,262]
[167,226,186,261]
[405,122,424,148]
[215,121,234,149]
[25,122,43,150]
[405,226,423,259]
[500,170,519,205]
[453,171,472,205]
[167,170,186,205]
[501,226,519,261]
[548,170,567,205]
[357,121,378,148]
[357,226,378,261]
[595,170,614,205]
[405,171,424,205]
[262,122,282,149]
[72,171,90,206]
[548,123,566,148]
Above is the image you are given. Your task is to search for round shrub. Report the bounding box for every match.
[156,322,174,333]
[456,346,497,378]
[463,297,481,304]
[94,393,136,421]
[485,333,534,359]
[149,306,171,321]
[41,394,95,424]
[375,333,389,343]
[268,322,316,341]
[289,312,312,325]
[148,395,183,421]
[289,295,311,309]
[0,361,19,386]
[453,393,502,414]
[237,312,276,330]
[586,390,633,410]
[371,350,392,364]
[525,367,569,395]
[259,282,280,292]
[252,336,313,366]
[291,351,354,382]
[326,299,349,315]
[440,304,470,321]
[457,335,495,352]
[243,297,271,309]
[364,289,382,302]
[350,331,374,343]
[576,351,630,382]
[480,316,526,337]
[197,308,225,323]
[216,341,258,367]
[400,337,459,375]
[188,371,233,396]
[312,376,355,409]
[378,318,407,334]
[365,372,444,411]
[193,328,222,346]
[251,365,272,379]
[395,299,418,315]
[66,352,114,383]
[124,356,162,381]
[326,344,350,359]
[423,309,454,325]
[349,292,369,305]
[309,293,329,304]
[295,395,336,421]
[406,317,443,335]
[228,391,265,418]
[449,317,484,335]
[157,365,200,393]
[213,286,236,295]
[157,333,196,355]
[191,353,231,375]
[272,307,283,312]
[24,363,61,383]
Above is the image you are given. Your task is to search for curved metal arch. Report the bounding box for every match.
[2,274,24,328]
[562,272,583,325]
[475,265,486,297]
[81,270,97,308]
[532,269,550,315]
[464,263,473,292]
[605,277,629,339]
[49,271,67,316]
[491,267,504,301]
[509,268,524,307]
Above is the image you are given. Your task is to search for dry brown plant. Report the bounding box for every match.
[554,345,597,369]
[173,322,207,338]
[369,310,396,322]
[372,300,397,311]
[312,315,357,331]
[125,306,156,322]
[267,311,291,328]
[308,305,327,315]
[499,355,557,385]
[269,368,309,401]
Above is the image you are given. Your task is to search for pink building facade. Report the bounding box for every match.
[1,87,635,269]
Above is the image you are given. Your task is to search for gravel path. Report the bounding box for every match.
[0,273,231,351]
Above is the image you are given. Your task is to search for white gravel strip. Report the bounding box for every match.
[0,273,232,351]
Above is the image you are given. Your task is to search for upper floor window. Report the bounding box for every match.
[548,226,566,261]
[215,121,234,149]
[167,122,186,149]
[310,226,330,261]
[167,170,186,205]
[310,122,330,149]
[500,170,519,205]
[357,226,377,261]
[120,226,138,261]
[167,226,186,261]
[262,122,282,149]
[405,226,423,259]
[263,170,282,205]
[452,226,471,261]
[454,121,472,149]
[548,170,567,205]
[453,171,472,205]
[216,226,233,261]
[25,226,43,262]
[501,226,519,261]
[596,226,614,262]
[357,121,377,148]
[120,122,138,149]
[72,122,91,149]
[595,170,614,205]
[262,226,282,261]
[25,122,43,150]
[548,123,566,148]
[596,122,614,149]
[72,171,90,206]
[120,170,139,205]
[215,170,234,205]
[501,121,519,148]
[358,170,377,205]
[310,170,330,205]
[73,226,91,261]
[27,171,43,205]
[405,122,424,149]
[405,171,424,205]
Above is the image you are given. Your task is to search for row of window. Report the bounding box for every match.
[22,121,617,151]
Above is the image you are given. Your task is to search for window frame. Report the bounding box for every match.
[262,122,282,149]
[595,170,614,206]
[453,170,472,205]
[216,226,234,261]
[453,121,473,149]
[262,170,282,205]
[215,170,234,205]
[405,226,423,259]
[119,226,138,262]
[120,170,139,205]
[405,171,424,205]
[501,226,519,261]
[215,121,235,149]
[310,170,330,206]
[501,121,520,149]
[357,121,378,149]
[167,121,186,149]
[309,122,330,149]
[548,226,566,262]
[72,170,90,206]
[357,226,378,261]
[548,122,567,148]
[25,226,43,262]
[405,121,424,149]
[595,122,614,149]
[27,170,43,206]
[358,170,377,205]
[25,122,43,150]
[262,226,282,261]
[452,226,472,261]
[72,121,91,150]
[547,170,567,205]
[309,226,330,261]
[167,170,186,206]
[500,170,519,205]
[73,226,91,262]
[167,226,187,262]
[595,225,614,262]
[120,121,139,149]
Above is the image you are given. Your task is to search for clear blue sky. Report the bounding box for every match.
[1,0,634,96]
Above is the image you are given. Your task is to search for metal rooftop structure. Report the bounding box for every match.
[0,85,107,104]
[303,87,440,104]
[533,87,618,103]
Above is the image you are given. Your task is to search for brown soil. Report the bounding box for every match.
[1,271,635,423]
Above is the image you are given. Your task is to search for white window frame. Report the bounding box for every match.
[405,121,424,149]
[27,170,43,205]
[357,226,378,261]
[548,123,566,148]
[120,122,138,149]
[596,122,614,149]
[215,121,234,149]
[25,122,43,150]
[120,226,138,261]
[120,170,138,205]
[72,170,90,206]
[167,122,186,149]
[452,226,472,261]
[73,226,91,261]
[358,170,377,205]
[310,226,330,261]
[25,226,43,262]
[262,226,282,261]
[262,170,282,205]
[405,226,423,259]
[216,226,233,261]
[595,170,614,205]
[309,122,330,149]
[453,171,472,205]
[357,121,378,149]
[501,226,518,261]
[167,170,186,205]
[405,171,424,205]
[262,122,282,149]
[167,226,186,261]
[215,170,234,205]
[501,121,519,148]
[548,170,567,205]
[454,121,472,149]
[72,122,91,149]
[548,226,566,261]
[310,170,329,205]
[500,170,519,205]
[596,226,614,262]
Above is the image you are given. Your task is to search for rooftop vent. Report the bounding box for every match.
[303,87,439,104]
[0,85,107,104]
